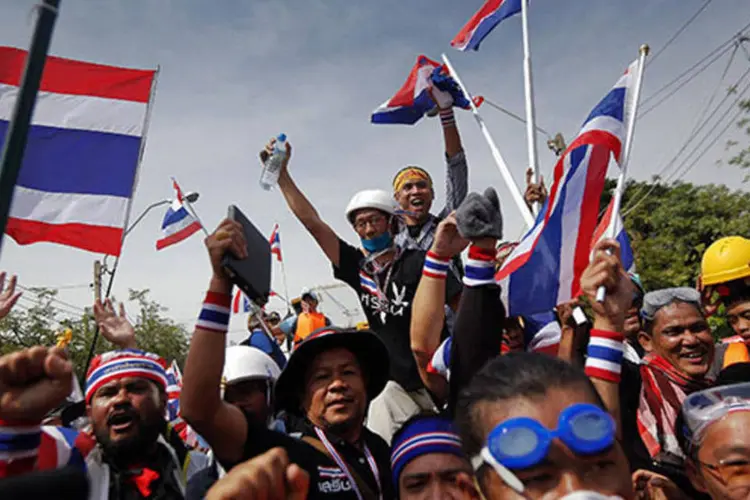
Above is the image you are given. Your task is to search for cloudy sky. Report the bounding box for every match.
[1,0,749,343]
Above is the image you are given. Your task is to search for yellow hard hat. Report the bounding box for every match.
[701,236,750,286]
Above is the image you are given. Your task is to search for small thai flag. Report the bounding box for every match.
[233,289,251,314]
[451,0,523,52]
[270,223,282,262]
[359,272,378,295]
[156,181,202,251]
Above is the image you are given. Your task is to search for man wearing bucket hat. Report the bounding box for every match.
[261,139,462,443]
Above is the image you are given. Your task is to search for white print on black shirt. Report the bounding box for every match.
[360,283,410,324]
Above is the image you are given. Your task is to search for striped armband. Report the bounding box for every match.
[423,251,451,279]
[440,109,455,128]
[0,420,42,477]
[463,245,496,287]
[196,291,231,333]
[584,329,625,383]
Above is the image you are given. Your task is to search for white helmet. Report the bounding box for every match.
[223,346,281,386]
[345,189,397,224]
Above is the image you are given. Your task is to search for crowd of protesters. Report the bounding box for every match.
[0,92,750,500]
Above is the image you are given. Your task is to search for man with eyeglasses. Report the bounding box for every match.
[679,382,750,499]
[263,139,462,443]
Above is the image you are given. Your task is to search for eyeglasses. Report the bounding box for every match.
[471,404,615,494]
[354,214,387,231]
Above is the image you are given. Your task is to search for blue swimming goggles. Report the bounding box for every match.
[472,404,615,494]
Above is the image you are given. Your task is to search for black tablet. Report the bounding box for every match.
[221,205,271,305]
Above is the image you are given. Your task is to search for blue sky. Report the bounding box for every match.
[1,0,749,342]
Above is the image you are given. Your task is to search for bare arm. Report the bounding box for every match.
[181,220,249,465]
[270,141,341,267]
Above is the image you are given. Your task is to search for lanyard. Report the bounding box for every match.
[362,247,400,314]
[314,427,382,500]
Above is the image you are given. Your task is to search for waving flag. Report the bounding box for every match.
[497,60,638,320]
[156,181,202,250]
[233,288,251,314]
[451,0,523,52]
[371,55,479,125]
[0,47,155,256]
[270,223,282,262]
[592,198,635,272]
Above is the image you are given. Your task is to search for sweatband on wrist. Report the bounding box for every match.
[440,109,455,128]
[463,245,496,287]
[196,291,231,333]
[0,420,42,475]
[423,251,451,279]
[584,329,625,383]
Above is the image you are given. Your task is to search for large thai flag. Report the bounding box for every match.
[592,198,635,272]
[155,180,202,251]
[269,223,282,262]
[451,0,523,52]
[497,60,638,319]
[0,47,155,256]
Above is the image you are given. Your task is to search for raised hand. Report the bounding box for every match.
[94,298,136,349]
[524,168,548,209]
[0,346,73,422]
[431,213,469,259]
[0,272,22,321]
[259,138,293,175]
[206,447,309,500]
[580,239,635,331]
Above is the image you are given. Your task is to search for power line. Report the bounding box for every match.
[622,47,748,211]
[623,78,750,216]
[641,43,734,117]
[647,0,713,67]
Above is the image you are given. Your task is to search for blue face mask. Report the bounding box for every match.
[361,232,393,253]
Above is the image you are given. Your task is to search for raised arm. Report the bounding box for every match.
[264,140,341,267]
[181,219,250,465]
[580,239,634,437]
[411,215,468,402]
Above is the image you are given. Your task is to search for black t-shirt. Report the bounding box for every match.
[333,239,462,392]
[232,416,394,500]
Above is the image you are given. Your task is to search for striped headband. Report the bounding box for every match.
[390,416,465,485]
[85,349,168,403]
[393,166,432,193]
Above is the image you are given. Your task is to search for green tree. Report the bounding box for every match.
[0,288,189,381]
[600,178,750,338]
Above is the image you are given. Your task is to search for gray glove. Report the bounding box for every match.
[455,187,503,240]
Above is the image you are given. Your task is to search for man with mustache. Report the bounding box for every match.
[84,348,204,499]
[182,218,395,498]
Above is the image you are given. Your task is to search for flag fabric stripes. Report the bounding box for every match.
[451,0,523,52]
[497,60,638,322]
[0,46,155,256]
[156,180,202,250]
[269,223,282,262]
[591,197,635,272]
[233,289,251,314]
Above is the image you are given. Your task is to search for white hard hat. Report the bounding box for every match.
[223,346,281,386]
[345,189,397,223]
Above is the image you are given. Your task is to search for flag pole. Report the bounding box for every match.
[441,53,535,228]
[276,225,293,315]
[171,176,210,236]
[596,44,649,302]
[520,0,541,216]
[0,0,60,257]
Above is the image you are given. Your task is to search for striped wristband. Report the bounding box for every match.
[196,291,231,333]
[463,245,496,287]
[584,329,625,383]
[423,251,451,279]
[0,420,42,475]
[440,109,455,128]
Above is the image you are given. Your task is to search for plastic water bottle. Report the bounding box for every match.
[259,133,287,191]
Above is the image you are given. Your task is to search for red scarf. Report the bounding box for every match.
[636,353,711,460]
[126,467,160,497]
